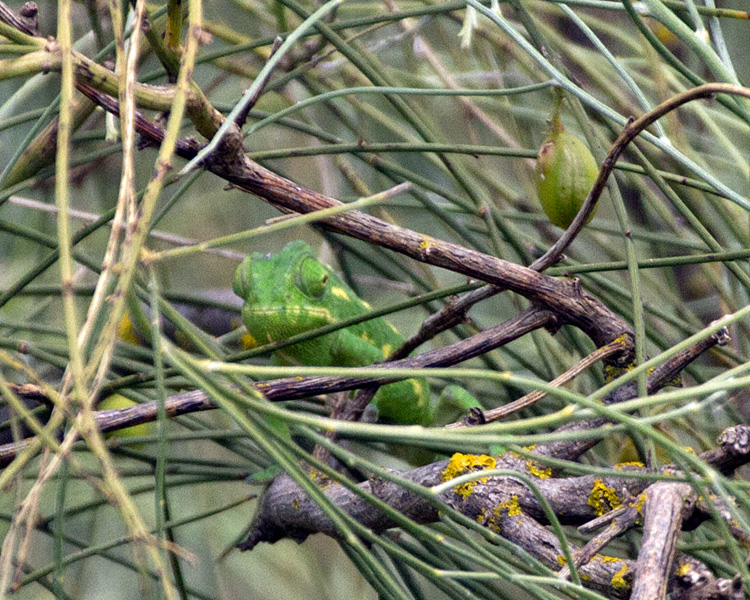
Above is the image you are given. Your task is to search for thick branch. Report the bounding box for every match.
[239,426,749,598]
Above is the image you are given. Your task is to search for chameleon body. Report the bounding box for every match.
[233,241,431,425]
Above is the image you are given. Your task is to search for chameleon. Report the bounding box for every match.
[233,241,479,427]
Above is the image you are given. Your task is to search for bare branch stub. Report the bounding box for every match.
[0,0,39,35]
[557,502,639,581]
[630,483,696,600]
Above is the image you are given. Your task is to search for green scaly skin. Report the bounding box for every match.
[233,241,431,425]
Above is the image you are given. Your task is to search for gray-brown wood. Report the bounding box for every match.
[631,483,696,600]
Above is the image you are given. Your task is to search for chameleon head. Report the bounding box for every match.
[233,241,343,345]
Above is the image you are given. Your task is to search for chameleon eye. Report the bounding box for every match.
[297,258,329,298]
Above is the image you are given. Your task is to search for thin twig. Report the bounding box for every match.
[447,337,629,428]
[558,499,640,581]
[234,36,283,127]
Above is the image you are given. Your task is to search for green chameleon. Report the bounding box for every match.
[233,241,479,427]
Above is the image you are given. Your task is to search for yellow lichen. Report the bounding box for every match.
[292,498,300,510]
[496,496,522,518]
[635,492,647,515]
[441,453,496,498]
[614,461,645,470]
[526,458,552,479]
[418,238,433,251]
[308,468,331,488]
[487,497,522,533]
[487,520,501,533]
[588,479,621,516]
[676,563,692,577]
[604,361,635,383]
[611,564,630,591]
[597,555,622,563]
[556,556,567,566]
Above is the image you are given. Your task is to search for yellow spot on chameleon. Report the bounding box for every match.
[241,332,259,349]
[331,286,351,301]
[644,366,681,387]
[360,331,376,345]
[118,314,141,345]
[588,479,621,516]
[611,564,630,591]
[381,344,393,357]
[308,468,331,488]
[441,453,496,498]
[649,21,678,47]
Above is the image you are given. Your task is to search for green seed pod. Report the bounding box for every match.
[535,119,599,229]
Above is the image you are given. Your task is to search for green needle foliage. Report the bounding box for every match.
[0,0,749,599]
